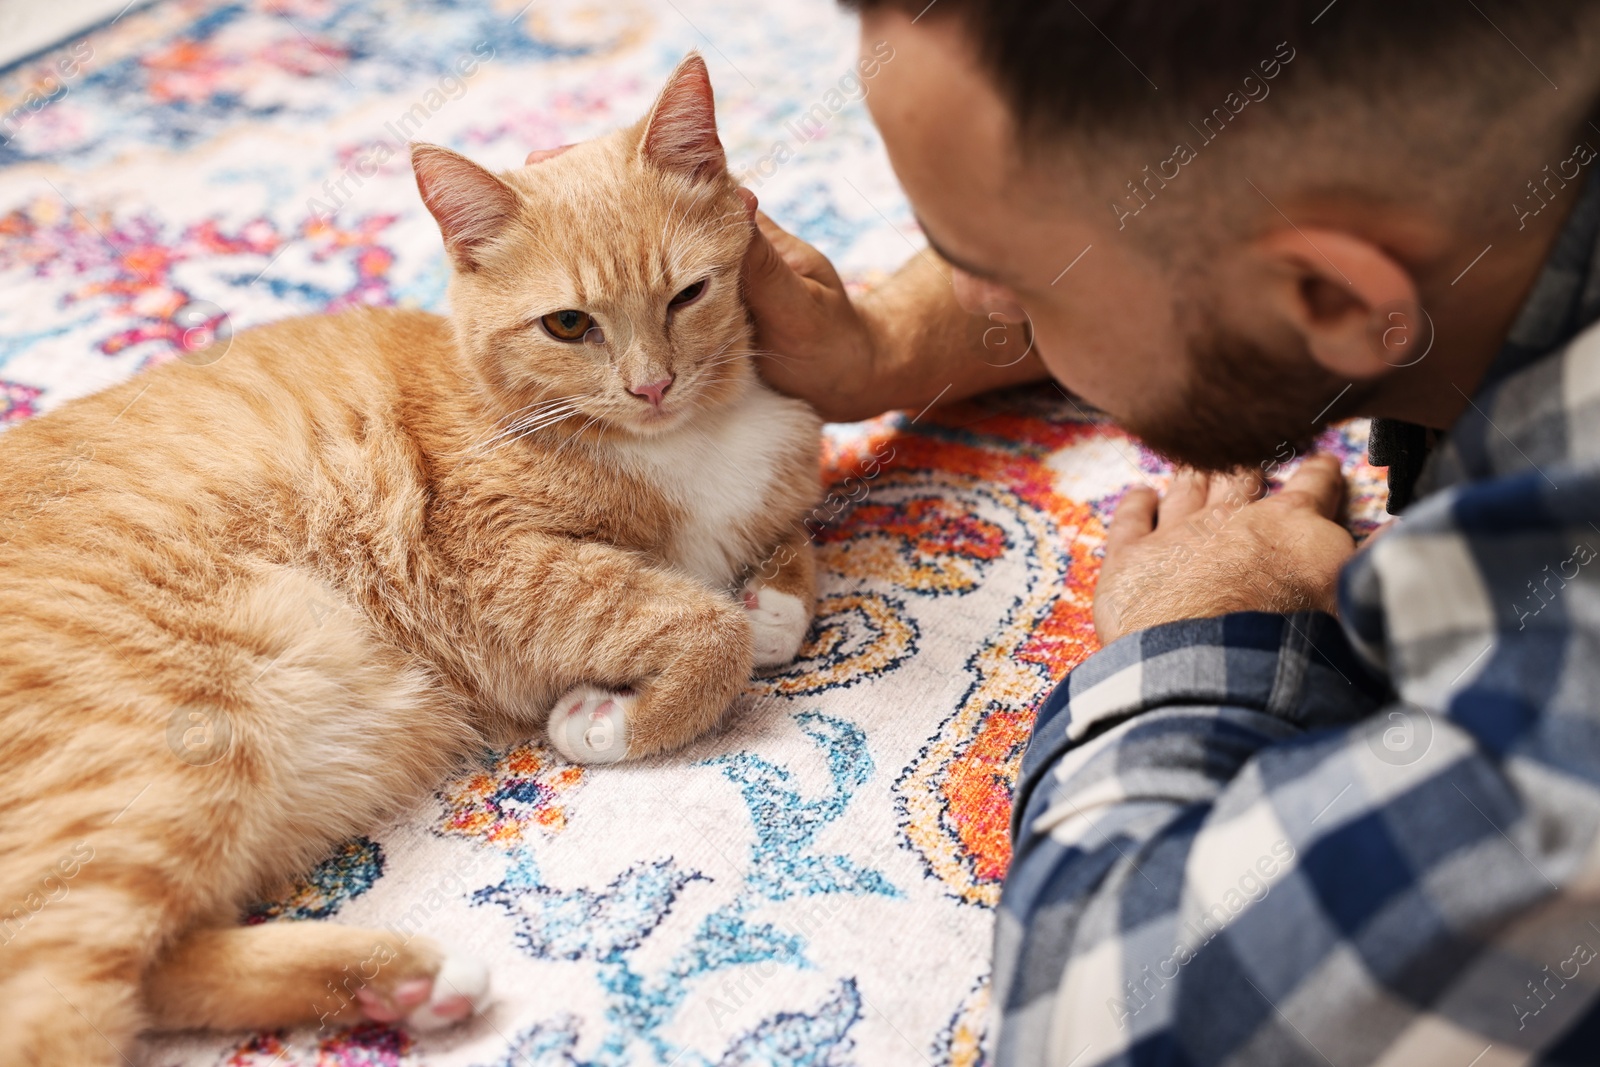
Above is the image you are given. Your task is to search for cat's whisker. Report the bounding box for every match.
[693,356,754,373]
[505,406,595,457]
[473,406,582,447]
[482,414,566,449]
[686,338,756,371]
[499,412,582,447]
[494,407,586,451]
[489,399,549,425]
[495,394,583,423]
[695,342,740,363]
[696,343,759,364]
[476,406,545,442]
[475,404,584,452]
[506,394,586,422]
[478,395,586,445]
[491,394,582,426]
[741,348,802,365]
[498,402,582,436]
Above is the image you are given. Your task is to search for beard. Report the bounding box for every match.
[1121,312,1374,473]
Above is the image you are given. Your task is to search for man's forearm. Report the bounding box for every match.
[854,252,1048,420]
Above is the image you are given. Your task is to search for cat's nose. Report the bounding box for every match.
[628,376,674,408]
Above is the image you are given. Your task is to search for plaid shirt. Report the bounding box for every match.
[995,174,1600,1067]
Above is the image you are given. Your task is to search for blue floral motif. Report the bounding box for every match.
[472,712,895,1067]
[715,980,861,1067]
[475,857,708,963]
[708,712,897,903]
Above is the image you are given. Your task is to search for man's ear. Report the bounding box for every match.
[639,53,726,182]
[1253,228,1426,378]
[411,143,522,269]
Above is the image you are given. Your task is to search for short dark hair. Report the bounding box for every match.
[843,0,1596,136]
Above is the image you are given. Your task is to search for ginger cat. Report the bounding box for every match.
[0,54,820,1063]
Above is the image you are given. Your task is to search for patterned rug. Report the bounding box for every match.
[0,2,1390,1064]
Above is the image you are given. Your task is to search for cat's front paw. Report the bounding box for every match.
[741,584,810,667]
[547,686,632,764]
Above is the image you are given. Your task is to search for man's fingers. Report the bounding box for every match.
[524,144,575,165]
[742,214,789,282]
[736,186,758,219]
[741,214,813,311]
[1107,486,1158,551]
[1280,454,1346,519]
[1208,468,1266,507]
[1158,469,1209,524]
[753,210,842,287]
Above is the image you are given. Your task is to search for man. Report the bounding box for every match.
[738,1,1600,1064]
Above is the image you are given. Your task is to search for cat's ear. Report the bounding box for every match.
[410,143,522,268]
[639,53,726,182]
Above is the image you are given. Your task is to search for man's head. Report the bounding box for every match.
[845,0,1600,469]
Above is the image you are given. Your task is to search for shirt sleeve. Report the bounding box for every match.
[993,466,1600,1067]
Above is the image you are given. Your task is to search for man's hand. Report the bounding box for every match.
[1093,455,1357,644]
[738,190,1049,422]
[739,191,886,422]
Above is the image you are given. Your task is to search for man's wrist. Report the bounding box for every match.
[855,294,909,414]
[855,286,976,418]
[796,293,908,424]
[829,260,1050,423]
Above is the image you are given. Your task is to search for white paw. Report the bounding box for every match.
[353,945,490,1032]
[547,686,632,764]
[741,584,809,668]
[407,950,491,1032]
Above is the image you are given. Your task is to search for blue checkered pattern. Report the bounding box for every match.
[994,176,1600,1066]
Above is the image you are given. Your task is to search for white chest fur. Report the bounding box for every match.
[609,382,816,590]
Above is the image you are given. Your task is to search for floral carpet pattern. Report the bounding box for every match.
[0,2,1389,1064]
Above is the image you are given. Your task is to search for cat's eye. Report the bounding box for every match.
[541,309,594,342]
[669,280,707,309]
